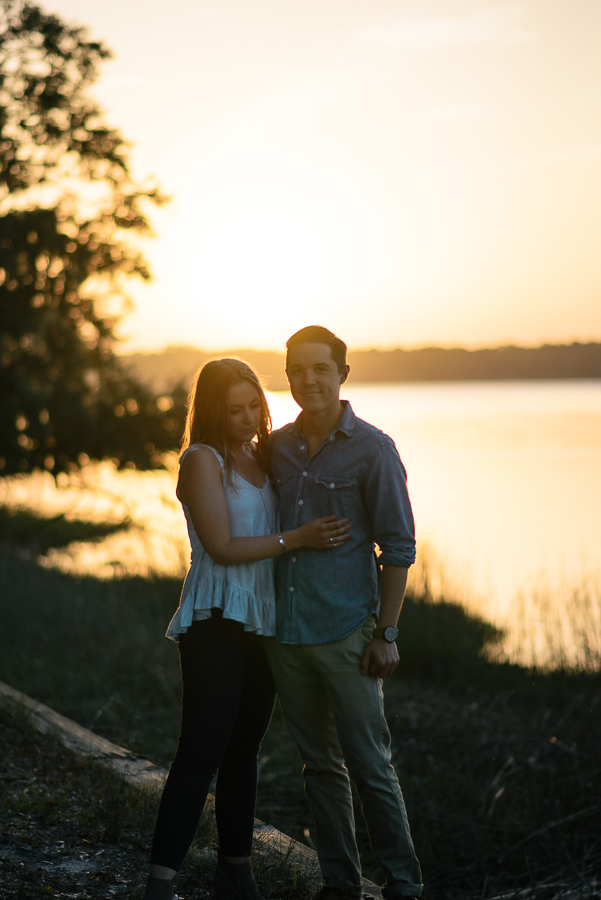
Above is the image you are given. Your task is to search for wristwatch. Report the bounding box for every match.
[373,625,398,642]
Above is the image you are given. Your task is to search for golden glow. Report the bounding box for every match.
[45,0,601,351]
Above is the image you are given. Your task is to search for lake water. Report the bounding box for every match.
[2,380,600,668]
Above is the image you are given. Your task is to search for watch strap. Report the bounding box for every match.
[374,625,398,642]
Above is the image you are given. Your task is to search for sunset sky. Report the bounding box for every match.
[44,0,600,352]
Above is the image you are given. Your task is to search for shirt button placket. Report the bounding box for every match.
[290,462,306,608]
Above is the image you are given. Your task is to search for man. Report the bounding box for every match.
[266,326,422,900]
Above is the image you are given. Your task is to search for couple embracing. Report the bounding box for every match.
[142,326,422,900]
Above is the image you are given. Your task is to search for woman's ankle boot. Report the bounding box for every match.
[142,874,175,900]
[213,855,261,900]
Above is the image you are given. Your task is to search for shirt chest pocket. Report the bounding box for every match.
[273,473,293,499]
[313,475,358,492]
[311,475,359,518]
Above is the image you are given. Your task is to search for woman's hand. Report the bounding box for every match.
[180,448,350,562]
[293,515,351,550]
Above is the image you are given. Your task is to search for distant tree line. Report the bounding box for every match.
[122,342,601,394]
[348,342,601,383]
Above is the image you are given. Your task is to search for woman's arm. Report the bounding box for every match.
[178,446,350,566]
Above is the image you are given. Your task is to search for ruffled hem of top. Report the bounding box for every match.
[166,574,276,642]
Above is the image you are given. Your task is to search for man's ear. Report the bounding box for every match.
[340,365,350,385]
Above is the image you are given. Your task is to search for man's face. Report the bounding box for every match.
[286,342,349,416]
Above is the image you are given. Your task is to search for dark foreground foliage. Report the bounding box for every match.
[259,667,601,900]
[0,512,600,900]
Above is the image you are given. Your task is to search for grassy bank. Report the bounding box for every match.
[0,509,600,900]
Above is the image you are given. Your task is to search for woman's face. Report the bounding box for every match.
[224,380,263,447]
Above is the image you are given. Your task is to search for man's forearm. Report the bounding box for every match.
[361,565,409,677]
[377,565,409,627]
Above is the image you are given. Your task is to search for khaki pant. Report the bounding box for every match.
[265,619,422,899]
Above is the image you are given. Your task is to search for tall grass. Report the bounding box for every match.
[494,577,601,672]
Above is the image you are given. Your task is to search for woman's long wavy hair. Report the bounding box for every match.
[180,358,272,480]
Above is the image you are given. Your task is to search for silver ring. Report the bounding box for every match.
[330,536,334,543]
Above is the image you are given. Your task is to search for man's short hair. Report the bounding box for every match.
[286,326,348,373]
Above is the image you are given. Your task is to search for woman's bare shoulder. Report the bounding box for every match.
[184,443,222,462]
[178,445,223,502]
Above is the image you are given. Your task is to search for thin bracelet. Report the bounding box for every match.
[278,533,287,552]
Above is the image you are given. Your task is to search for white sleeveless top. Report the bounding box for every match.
[166,444,278,641]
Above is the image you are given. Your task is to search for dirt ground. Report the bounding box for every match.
[0,707,213,900]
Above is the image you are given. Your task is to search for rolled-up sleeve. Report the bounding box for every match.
[362,436,416,568]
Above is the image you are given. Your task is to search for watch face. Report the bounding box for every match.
[384,626,398,642]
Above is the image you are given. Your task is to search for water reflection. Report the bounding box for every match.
[0,459,188,580]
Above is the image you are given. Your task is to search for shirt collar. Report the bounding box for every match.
[291,400,356,439]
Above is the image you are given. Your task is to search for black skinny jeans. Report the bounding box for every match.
[150,611,276,871]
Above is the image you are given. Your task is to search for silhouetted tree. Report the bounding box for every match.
[0,0,181,475]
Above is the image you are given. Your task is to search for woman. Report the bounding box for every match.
[143,358,349,900]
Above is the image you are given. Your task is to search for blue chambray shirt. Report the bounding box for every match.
[270,401,416,645]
